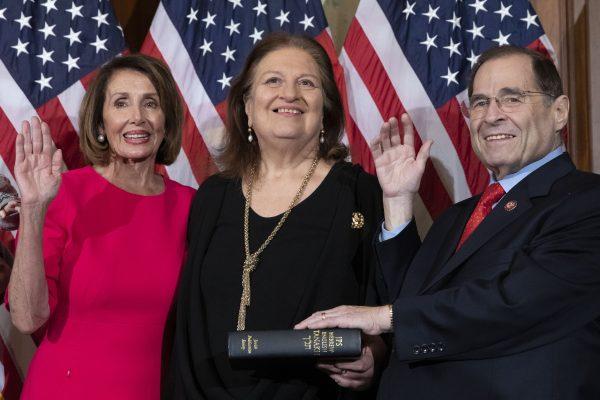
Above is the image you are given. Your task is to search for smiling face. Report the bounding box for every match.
[244,47,324,149]
[469,54,567,179]
[100,69,166,163]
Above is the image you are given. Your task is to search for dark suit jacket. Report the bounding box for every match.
[375,154,600,399]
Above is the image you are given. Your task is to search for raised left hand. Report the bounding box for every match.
[316,334,386,391]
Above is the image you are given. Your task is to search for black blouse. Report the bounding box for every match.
[167,162,383,400]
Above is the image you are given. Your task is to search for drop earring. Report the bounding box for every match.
[319,128,325,144]
[247,126,253,143]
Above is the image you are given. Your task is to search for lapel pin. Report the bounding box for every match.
[351,212,365,229]
[504,200,518,212]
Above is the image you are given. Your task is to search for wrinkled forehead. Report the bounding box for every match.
[252,47,320,80]
[472,54,536,96]
[105,68,158,95]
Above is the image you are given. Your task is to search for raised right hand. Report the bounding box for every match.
[14,117,63,207]
[370,114,432,200]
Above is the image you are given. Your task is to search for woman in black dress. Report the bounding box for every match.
[168,33,385,400]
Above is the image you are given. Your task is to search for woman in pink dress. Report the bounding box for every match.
[7,54,194,399]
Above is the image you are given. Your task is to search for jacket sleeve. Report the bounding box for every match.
[374,220,421,303]
[351,166,384,306]
[391,185,600,362]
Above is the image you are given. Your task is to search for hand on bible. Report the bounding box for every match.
[294,305,392,336]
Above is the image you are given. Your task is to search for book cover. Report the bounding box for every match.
[228,328,362,360]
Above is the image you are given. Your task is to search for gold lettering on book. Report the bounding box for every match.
[335,334,343,348]
[241,335,259,354]
[328,331,335,353]
[312,330,321,354]
[302,335,312,350]
[321,332,328,353]
[300,330,346,355]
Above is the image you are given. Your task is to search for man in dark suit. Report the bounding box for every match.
[296,45,600,398]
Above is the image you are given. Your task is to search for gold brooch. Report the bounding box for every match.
[351,212,364,229]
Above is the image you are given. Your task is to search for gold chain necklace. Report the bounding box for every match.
[237,154,320,331]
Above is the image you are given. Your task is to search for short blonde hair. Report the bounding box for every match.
[79,54,183,165]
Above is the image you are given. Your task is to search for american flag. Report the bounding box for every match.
[139,0,353,188]
[0,1,125,397]
[341,0,555,235]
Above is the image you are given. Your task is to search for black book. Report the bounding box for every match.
[228,329,362,360]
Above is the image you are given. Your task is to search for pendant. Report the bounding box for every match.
[237,255,258,331]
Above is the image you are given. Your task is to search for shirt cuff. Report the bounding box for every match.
[379,221,410,242]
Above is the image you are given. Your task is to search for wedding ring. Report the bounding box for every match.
[341,369,347,375]
[320,312,326,320]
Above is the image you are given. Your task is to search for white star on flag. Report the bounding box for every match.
[66,3,83,19]
[62,54,80,72]
[90,35,108,53]
[202,11,216,28]
[221,46,236,63]
[35,73,52,91]
[422,5,440,23]
[446,12,462,30]
[467,50,480,68]
[275,10,290,26]
[299,14,315,30]
[444,38,461,57]
[228,0,243,9]
[493,30,511,46]
[38,22,56,40]
[494,2,513,21]
[469,0,487,15]
[92,10,109,27]
[467,21,485,40]
[11,38,29,56]
[249,27,264,44]
[217,73,232,89]
[402,1,416,20]
[441,67,459,86]
[14,12,32,30]
[41,0,58,13]
[64,28,82,46]
[186,7,199,24]
[253,1,267,17]
[420,33,438,52]
[199,39,213,55]
[521,10,539,29]
[225,19,241,35]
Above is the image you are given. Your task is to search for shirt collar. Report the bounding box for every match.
[491,146,566,193]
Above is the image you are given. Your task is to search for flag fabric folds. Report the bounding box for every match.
[340,0,555,234]
[0,1,125,397]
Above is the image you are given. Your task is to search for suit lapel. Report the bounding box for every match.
[399,203,472,295]
[419,153,575,294]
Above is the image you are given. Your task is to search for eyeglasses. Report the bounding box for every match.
[466,90,555,120]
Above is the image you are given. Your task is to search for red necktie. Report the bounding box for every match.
[456,182,505,250]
